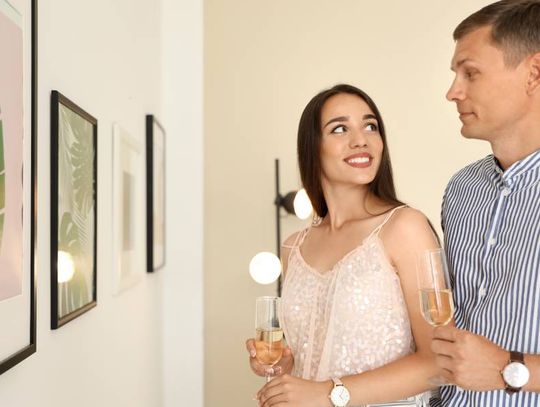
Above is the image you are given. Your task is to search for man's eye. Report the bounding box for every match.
[332,125,346,134]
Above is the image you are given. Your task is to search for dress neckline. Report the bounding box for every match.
[293,205,406,276]
[295,233,380,277]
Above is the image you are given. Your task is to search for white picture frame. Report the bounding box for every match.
[112,124,145,294]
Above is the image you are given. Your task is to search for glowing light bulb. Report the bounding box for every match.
[58,251,75,283]
[293,188,312,220]
[249,252,281,285]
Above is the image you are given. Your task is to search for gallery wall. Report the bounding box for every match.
[161,0,204,405]
[0,0,204,406]
[204,0,492,405]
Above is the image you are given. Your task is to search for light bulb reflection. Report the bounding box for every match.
[249,252,281,285]
[293,189,312,220]
[58,251,75,283]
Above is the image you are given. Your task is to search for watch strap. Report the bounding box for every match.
[510,351,524,364]
[332,377,344,387]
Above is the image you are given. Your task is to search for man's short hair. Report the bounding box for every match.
[454,0,540,66]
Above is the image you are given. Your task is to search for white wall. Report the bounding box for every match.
[204,1,492,406]
[0,0,204,406]
[161,0,204,405]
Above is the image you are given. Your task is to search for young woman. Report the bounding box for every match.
[247,84,441,406]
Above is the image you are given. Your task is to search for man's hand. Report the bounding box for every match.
[431,326,508,391]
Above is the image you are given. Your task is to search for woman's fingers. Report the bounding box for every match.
[245,338,257,357]
[247,339,294,377]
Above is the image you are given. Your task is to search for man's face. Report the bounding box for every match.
[447,26,530,141]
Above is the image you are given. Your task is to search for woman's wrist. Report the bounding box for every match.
[319,380,334,407]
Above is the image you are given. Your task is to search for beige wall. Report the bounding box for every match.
[204,1,492,405]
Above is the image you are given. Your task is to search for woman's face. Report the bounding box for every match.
[319,93,383,188]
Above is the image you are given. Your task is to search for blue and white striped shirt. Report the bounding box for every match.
[433,149,540,407]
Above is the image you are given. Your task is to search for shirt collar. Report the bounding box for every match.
[486,149,540,185]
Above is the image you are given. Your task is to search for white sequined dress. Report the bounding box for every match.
[281,206,429,406]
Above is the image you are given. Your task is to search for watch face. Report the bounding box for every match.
[503,362,530,388]
[330,385,350,407]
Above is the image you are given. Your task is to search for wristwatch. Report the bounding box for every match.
[501,351,530,394]
[329,377,350,407]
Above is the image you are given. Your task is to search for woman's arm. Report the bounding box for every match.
[337,208,440,401]
[257,209,442,406]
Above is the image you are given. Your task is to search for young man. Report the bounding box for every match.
[431,1,540,406]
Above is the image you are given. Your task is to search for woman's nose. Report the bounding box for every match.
[349,130,367,148]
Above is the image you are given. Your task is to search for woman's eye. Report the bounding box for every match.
[365,123,378,132]
[331,125,346,134]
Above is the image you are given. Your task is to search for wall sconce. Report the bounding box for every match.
[250,158,313,295]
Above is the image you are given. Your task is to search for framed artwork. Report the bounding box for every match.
[112,124,145,293]
[51,91,97,329]
[145,115,165,272]
[0,0,37,375]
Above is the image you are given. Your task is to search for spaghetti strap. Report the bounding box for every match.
[281,228,310,270]
[281,228,308,249]
[281,228,310,250]
[368,205,408,238]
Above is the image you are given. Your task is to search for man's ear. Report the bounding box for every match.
[526,52,540,95]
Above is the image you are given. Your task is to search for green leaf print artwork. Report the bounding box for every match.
[58,212,89,317]
[57,104,95,318]
[71,119,94,217]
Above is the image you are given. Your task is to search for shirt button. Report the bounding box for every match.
[479,285,487,297]
[501,187,511,197]
[488,237,497,246]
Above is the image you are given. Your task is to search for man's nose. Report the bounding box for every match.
[446,77,464,102]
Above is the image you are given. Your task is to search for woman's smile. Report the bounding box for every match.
[344,152,372,168]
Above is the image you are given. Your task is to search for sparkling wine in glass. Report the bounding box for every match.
[417,248,454,327]
[417,248,455,386]
[255,296,284,381]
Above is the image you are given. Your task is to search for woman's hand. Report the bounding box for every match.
[245,339,294,377]
[256,374,333,407]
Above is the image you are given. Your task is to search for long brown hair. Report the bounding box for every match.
[297,84,403,218]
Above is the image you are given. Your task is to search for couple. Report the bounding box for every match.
[247,1,540,406]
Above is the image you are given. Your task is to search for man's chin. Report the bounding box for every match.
[460,125,486,140]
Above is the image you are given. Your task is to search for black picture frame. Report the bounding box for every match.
[0,0,37,376]
[50,91,97,329]
[146,115,166,272]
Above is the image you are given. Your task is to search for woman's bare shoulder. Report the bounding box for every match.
[383,206,439,242]
[282,231,303,249]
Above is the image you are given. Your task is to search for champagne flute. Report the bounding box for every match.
[417,248,454,327]
[417,248,454,387]
[255,296,284,382]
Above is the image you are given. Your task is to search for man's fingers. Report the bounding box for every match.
[431,338,455,357]
[435,354,454,371]
[433,326,457,341]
